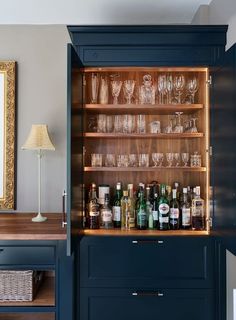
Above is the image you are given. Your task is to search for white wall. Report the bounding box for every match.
[0,25,70,212]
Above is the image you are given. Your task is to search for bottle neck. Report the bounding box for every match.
[91,189,97,199]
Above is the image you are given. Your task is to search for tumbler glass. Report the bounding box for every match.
[91,154,103,167]
[138,154,149,167]
[105,154,116,167]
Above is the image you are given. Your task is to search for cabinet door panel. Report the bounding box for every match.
[80,237,213,288]
[80,288,214,320]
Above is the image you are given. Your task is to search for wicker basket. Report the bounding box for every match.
[0,270,43,302]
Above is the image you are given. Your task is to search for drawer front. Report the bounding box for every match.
[0,246,55,266]
[80,288,214,320]
[80,236,213,288]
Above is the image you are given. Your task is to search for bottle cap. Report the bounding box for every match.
[123,190,128,196]
[91,183,96,188]
[183,188,187,193]
[116,182,121,190]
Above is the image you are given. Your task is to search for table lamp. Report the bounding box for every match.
[22,124,55,222]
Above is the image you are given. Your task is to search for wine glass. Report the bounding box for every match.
[123,80,135,104]
[174,112,184,133]
[157,75,167,104]
[173,74,185,104]
[91,73,99,104]
[166,153,174,167]
[152,153,159,167]
[181,153,189,167]
[186,77,198,103]
[166,75,173,104]
[174,153,180,167]
[190,117,198,133]
[111,80,122,105]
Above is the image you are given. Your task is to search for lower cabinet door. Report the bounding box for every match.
[80,288,214,320]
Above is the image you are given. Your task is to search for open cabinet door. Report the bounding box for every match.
[67,44,84,256]
[211,44,236,255]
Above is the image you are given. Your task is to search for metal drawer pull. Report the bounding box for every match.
[132,291,164,297]
[132,240,164,244]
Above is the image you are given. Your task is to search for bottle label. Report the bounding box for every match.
[152,210,158,221]
[101,210,112,222]
[112,206,121,221]
[182,208,191,226]
[192,200,204,217]
[159,216,169,223]
[89,201,99,217]
[137,210,147,226]
[170,208,179,219]
[159,203,169,215]
[89,210,99,217]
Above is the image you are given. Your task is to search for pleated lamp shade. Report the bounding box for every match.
[22,125,55,151]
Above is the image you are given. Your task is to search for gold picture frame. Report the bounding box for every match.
[0,61,16,210]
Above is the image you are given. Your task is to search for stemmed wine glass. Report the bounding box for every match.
[173,74,185,104]
[166,153,174,167]
[123,80,135,104]
[111,80,122,105]
[181,153,189,167]
[166,75,173,104]
[186,77,198,103]
[174,112,184,133]
[157,75,167,104]
[190,117,198,133]
[152,153,164,167]
[174,153,180,167]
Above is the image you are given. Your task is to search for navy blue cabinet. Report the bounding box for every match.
[80,288,214,320]
[80,236,213,289]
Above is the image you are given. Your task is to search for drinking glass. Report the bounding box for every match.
[149,121,161,134]
[166,74,173,104]
[137,115,146,134]
[106,115,113,133]
[91,73,99,104]
[181,153,189,167]
[122,114,135,134]
[166,153,174,167]
[173,112,184,133]
[186,77,198,103]
[138,154,149,167]
[88,116,97,132]
[99,76,109,104]
[105,154,116,167]
[123,80,135,104]
[97,114,106,133]
[173,74,185,104]
[117,155,129,167]
[190,152,201,167]
[91,153,103,167]
[174,153,180,167]
[157,75,167,104]
[152,153,161,167]
[190,117,198,133]
[156,153,164,167]
[114,115,122,133]
[139,75,155,105]
[128,154,138,167]
[111,80,122,105]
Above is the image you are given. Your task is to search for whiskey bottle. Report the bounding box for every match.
[181,188,191,229]
[88,183,100,229]
[100,193,113,229]
[192,186,205,230]
[112,182,122,228]
[158,184,170,230]
[169,189,180,230]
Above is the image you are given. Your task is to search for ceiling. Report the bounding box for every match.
[0,0,212,24]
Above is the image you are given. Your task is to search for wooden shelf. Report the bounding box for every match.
[84,104,204,115]
[84,166,206,172]
[81,229,209,236]
[0,314,54,320]
[84,132,204,139]
[0,277,55,307]
[83,66,208,73]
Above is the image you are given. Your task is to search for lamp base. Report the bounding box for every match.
[32,213,47,222]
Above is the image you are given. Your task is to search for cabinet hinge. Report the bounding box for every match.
[209,146,213,156]
[83,75,86,86]
[206,76,212,86]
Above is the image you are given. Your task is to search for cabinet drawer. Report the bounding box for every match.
[0,246,55,266]
[80,288,214,320]
[80,236,213,288]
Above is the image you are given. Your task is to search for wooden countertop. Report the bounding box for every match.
[0,213,66,240]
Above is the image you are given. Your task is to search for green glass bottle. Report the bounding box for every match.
[169,189,180,230]
[136,189,147,230]
[112,182,122,228]
[158,184,170,230]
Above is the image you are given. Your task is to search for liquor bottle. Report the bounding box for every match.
[166,185,172,203]
[173,181,180,202]
[135,183,145,212]
[181,188,191,229]
[128,184,136,229]
[100,193,113,229]
[121,190,130,230]
[112,182,122,228]
[88,183,100,229]
[192,186,205,230]
[158,184,170,230]
[136,189,147,230]
[152,184,159,229]
[169,189,180,230]
[146,186,153,229]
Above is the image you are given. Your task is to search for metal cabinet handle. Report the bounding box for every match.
[132,291,164,297]
[132,240,164,244]
[62,190,67,228]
